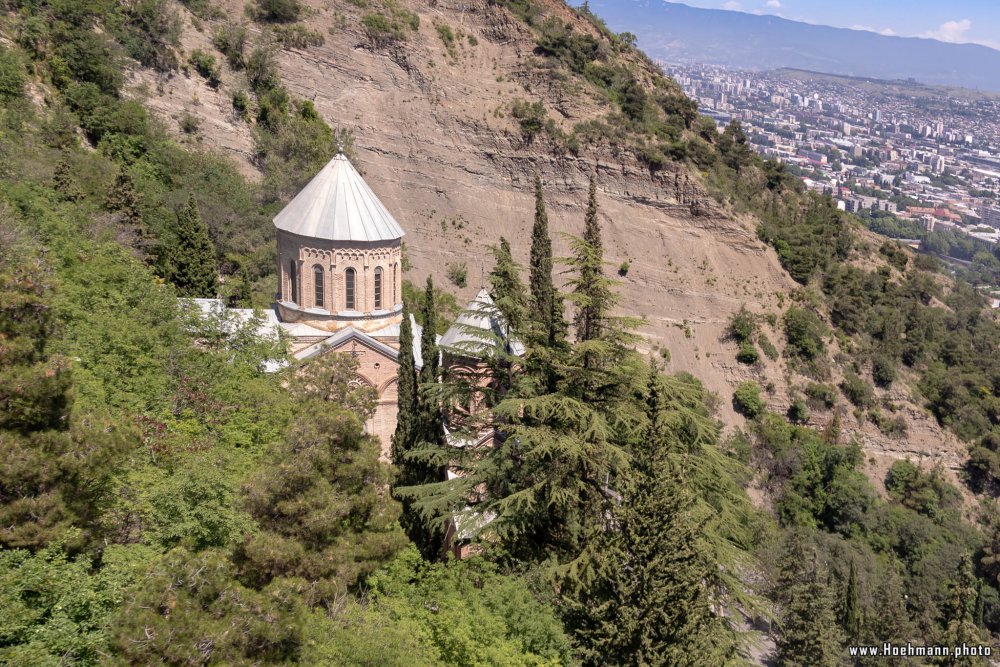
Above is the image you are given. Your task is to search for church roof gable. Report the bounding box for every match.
[273,153,405,243]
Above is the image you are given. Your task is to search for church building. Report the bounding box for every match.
[265,150,508,457]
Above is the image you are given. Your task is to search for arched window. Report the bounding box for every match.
[289,260,298,304]
[345,268,356,310]
[374,267,383,309]
[393,264,397,304]
[313,265,324,308]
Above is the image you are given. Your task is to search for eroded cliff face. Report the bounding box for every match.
[130,0,968,493]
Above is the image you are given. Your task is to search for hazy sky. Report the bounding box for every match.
[661,0,1000,49]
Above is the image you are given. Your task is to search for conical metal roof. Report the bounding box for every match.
[273,153,405,242]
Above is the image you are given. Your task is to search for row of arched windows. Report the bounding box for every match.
[290,261,394,311]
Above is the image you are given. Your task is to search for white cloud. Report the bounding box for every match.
[923,19,972,43]
[850,24,899,37]
[722,1,742,10]
[766,0,781,8]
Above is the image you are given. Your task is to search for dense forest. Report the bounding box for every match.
[2,0,1000,664]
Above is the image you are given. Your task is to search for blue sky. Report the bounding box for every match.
[667,0,1000,49]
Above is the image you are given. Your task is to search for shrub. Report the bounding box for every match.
[726,305,756,343]
[758,333,778,360]
[232,90,250,117]
[885,460,961,522]
[180,112,200,134]
[0,47,26,101]
[840,372,874,408]
[736,341,759,365]
[188,49,221,87]
[734,381,765,419]
[783,307,826,360]
[788,398,810,424]
[872,354,896,388]
[361,9,418,47]
[274,24,325,49]
[511,99,546,143]
[245,47,280,92]
[213,23,249,69]
[617,261,629,276]
[446,262,467,288]
[436,23,457,57]
[252,0,302,23]
[805,382,837,409]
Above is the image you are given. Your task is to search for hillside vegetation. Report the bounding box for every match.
[2,0,1000,664]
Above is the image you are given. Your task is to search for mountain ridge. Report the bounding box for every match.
[587,0,1000,91]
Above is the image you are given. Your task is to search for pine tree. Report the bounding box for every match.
[234,353,406,600]
[775,531,845,667]
[566,364,740,666]
[53,155,82,202]
[170,195,217,297]
[105,165,143,229]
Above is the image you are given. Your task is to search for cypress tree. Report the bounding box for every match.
[529,174,554,333]
[488,237,528,337]
[840,560,862,643]
[395,276,448,559]
[419,276,439,383]
[572,176,607,343]
[170,195,217,297]
[566,364,738,666]
[391,302,417,466]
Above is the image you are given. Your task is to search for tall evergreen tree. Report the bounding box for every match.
[170,195,217,297]
[860,561,912,667]
[774,531,845,667]
[938,553,987,666]
[566,364,741,666]
[234,353,406,600]
[105,165,143,228]
[391,302,417,466]
[419,276,439,384]
[572,176,607,343]
[53,155,82,202]
[488,237,528,338]
[840,560,862,643]
[394,277,449,559]
[0,256,123,550]
[529,174,554,334]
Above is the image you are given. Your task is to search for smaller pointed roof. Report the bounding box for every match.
[440,289,524,357]
[273,153,405,243]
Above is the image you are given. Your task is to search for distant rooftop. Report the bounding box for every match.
[273,152,405,243]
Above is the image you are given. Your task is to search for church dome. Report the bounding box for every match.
[273,153,405,242]
[273,151,405,334]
